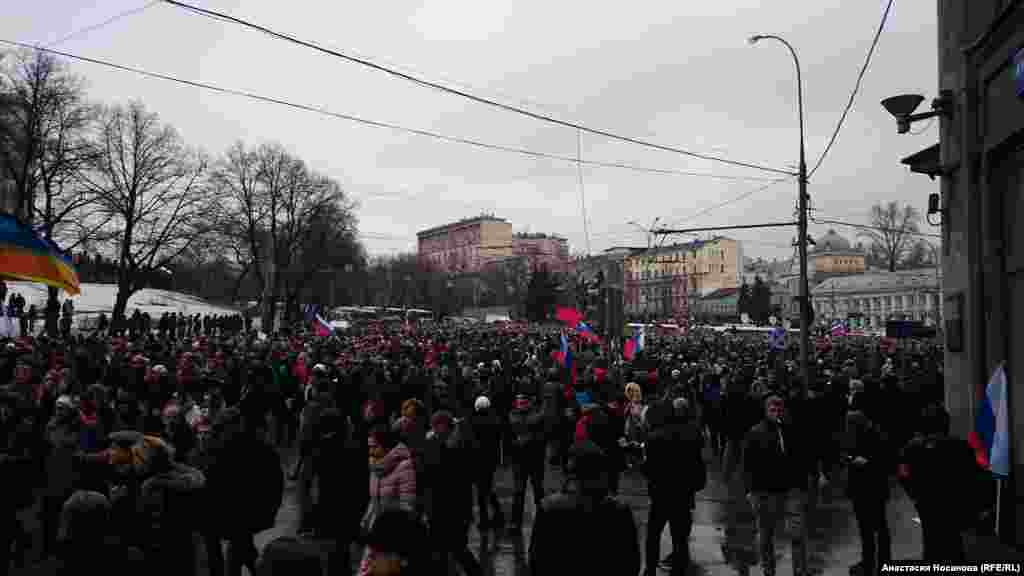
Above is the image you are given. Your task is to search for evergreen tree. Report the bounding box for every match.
[738,282,752,319]
[752,276,772,325]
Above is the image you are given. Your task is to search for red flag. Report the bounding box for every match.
[555,306,584,327]
[623,339,636,361]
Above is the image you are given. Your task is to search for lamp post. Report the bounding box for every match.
[750,33,811,400]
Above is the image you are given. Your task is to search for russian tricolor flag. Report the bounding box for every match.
[623,327,644,361]
[554,331,576,391]
[968,363,1009,476]
[576,321,601,344]
[312,314,333,338]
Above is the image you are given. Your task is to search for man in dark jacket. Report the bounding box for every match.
[507,393,545,528]
[643,397,706,576]
[529,440,640,575]
[843,408,892,575]
[205,407,284,576]
[315,408,367,576]
[897,403,985,563]
[468,395,504,531]
[424,411,481,576]
[743,392,811,576]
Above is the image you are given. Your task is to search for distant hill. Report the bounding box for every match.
[4,282,239,319]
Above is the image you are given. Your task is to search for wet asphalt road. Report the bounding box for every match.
[255,450,925,576]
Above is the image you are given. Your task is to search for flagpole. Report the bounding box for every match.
[995,477,1002,537]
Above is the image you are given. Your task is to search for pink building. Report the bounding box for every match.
[417,215,513,274]
[513,233,570,274]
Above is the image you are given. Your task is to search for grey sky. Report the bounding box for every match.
[3,0,938,261]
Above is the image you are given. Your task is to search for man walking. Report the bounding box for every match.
[743,392,811,576]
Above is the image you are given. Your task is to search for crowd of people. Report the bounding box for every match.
[0,303,989,576]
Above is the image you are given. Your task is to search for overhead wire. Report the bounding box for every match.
[809,216,940,239]
[1,40,780,186]
[660,177,794,228]
[162,0,794,176]
[43,1,160,48]
[808,0,895,177]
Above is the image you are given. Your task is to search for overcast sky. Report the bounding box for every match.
[3,0,939,262]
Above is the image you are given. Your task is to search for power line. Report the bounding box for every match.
[162,0,794,177]
[43,1,160,48]
[661,177,793,228]
[1,41,778,185]
[808,0,894,177]
[809,217,940,239]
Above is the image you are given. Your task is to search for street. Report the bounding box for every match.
[253,452,926,575]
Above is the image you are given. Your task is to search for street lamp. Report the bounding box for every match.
[627,217,661,250]
[749,33,811,400]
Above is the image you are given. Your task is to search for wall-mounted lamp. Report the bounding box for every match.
[881,89,954,134]
[926,192,943,226]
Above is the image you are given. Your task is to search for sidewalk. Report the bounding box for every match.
[683,468,924,575]
[255,455,932,576]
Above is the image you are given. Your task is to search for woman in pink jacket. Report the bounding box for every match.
[359,417,417,576]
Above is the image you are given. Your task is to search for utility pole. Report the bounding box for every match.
[750,33,813,401]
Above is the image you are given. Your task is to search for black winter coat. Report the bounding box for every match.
[843,422,892,503]
[742,419,811,494]
[205,432,283,535]
[644,414,706,503]
[529,492,640,576]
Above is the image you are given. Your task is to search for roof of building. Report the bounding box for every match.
[514,232,567,241]
[702,287,739,300]
[417,214,508,238]
[810,229,858,254]
[812,269,941,294]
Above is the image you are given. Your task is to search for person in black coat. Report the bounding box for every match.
[643,397,706,576]
[529,440,640,575]
[423,412,481,576]
[467,396,504,531]
[842,407,893,575]
[314,409,367,576]
[205,407,284,576]
[742,392,812,576]
[897,403,985,563]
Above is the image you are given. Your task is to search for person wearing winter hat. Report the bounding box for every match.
[469,394,504,530]
[34,490,146,574]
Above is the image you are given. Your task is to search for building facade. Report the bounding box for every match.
[512,233,570,274]
[920,0,1024,545]
[811,270,943,330]
[416,215,513,274]
[622,236,744,321]
[691,287,740,323]
[808,229,867,283]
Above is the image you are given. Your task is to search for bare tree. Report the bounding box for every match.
[857,201,921,272]
[0,50,104,334]
[213,142,362,333]
[209,141,268,305]
[82,101,210,323]
[280,178,360,320]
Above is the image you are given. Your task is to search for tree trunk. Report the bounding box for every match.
[113,276,133,330]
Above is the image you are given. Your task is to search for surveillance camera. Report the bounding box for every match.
[881,94,925,119]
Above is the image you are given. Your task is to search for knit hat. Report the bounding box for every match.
[474,396,491,412]
[58,490,111,545]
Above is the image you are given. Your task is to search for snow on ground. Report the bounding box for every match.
[4,281,239,319]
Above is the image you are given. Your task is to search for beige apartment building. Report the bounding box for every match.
[417,215,513,274]
[623,236,743,320]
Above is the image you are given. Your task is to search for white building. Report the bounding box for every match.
[811,269,943,330]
